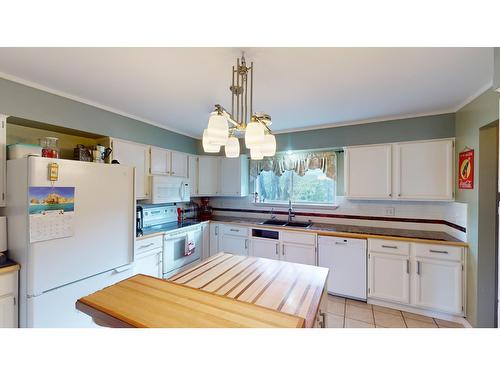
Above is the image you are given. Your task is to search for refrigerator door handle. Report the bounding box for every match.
[113,264,133,273]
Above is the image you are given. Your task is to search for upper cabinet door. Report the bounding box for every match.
[188,155,199,196]
[395,139,454,201]
[171,151,188,178]
[344,144,392,199]
[198,157,220,196]
[150,147,171,175]
[219,156,248,196]
[111,139,150,199]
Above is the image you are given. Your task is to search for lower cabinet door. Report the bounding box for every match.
[0,295,16,328]
[368,252,410,304]
[412,258,463,314]
[219,234,249,256]
[250,238,280,260]
[134,250,163,278]
[282,243,316,266]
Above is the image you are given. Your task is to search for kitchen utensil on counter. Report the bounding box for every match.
[40,137,60,158]
[199,198,212,221]
[73,144,92,162]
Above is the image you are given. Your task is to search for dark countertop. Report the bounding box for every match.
[211,215,465,245]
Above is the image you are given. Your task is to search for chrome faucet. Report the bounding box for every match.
[270,207,277,220]
[288,199,296,222]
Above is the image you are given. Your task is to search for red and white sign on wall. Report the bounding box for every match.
[458,148,474,189]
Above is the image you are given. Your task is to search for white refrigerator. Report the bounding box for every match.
[6,157,135,327]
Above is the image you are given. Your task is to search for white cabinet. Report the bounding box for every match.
[250,238,280,260]
[249,228,317,265]
[188,155,199,196]
[368,239,465,316]
[171,151,188,178]
[368,251,410,304]
[219,225,249,256]
[345,138,454,201]
[0,267,19,328]
[0,114,7,207]
[150,147,171,175]
[219,156,249,196]
[412,257,462,314]
[133,249,162,278]
[134,235,163,278]
[111,138,150,200]
[196,156,249,197]
[394,139,454,200]
[198,156,220,196]
[0,295,16,328]
[201,223,210,260]
[282,243,316,266]
[150,148,188,178]
[345,144,392,199]
[209,222,221,256]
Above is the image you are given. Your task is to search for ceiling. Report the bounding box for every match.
[0,48,493,139]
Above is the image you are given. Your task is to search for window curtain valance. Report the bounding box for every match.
[250,151,337,179]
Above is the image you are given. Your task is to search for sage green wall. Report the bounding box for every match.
[494,47,500,91]
[275,113,455,151]
[455,89,500,327]
[0,78,199,154]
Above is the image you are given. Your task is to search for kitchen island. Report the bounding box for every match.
[76,253,329,328]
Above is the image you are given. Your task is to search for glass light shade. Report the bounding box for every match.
[250,145,264,160]
[225,136,240,158]
[245,121,265,148]
[261,134,276,157]
[207,113,229,146]
[202,129,221,153]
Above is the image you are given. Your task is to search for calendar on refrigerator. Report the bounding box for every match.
[28,186,76,243]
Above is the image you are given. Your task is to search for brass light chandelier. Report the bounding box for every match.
[202,54,276,159]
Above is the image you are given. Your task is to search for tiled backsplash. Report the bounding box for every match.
[201,196,468,241]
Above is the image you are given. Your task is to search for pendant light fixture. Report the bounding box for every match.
[203,53,276,160]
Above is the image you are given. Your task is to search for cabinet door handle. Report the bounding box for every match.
[230,229,240,232]
[334,241,348,245]
[406,259,410,274]
[282,244,285,256]
[417,261,421,275]
[215,226,218,236]
[430,249,448,254]
[139,243,154,249]
[382,245,398,249]
[245,239,248,249]
[275,243,279,255]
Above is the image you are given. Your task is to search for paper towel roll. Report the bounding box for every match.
[0,216,6,252]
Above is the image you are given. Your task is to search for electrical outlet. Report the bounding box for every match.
[384,207,395,216]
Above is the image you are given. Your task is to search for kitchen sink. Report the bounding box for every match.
[285,221,313,228]
[260,219,288,226]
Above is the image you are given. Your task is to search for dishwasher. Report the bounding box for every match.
[318,236,367,300]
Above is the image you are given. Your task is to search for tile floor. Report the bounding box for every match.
[326,295,465,328]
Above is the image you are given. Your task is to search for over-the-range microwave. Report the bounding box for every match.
[147,175,190,204]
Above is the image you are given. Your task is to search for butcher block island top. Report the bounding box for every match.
[76,253,329,328]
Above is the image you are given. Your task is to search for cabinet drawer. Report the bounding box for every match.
[281,231,316,246]
[221,225,248,237]
[135,235,163,254]
[0,271,17,297]
[368,239,410,256]
[413,243,463,262]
